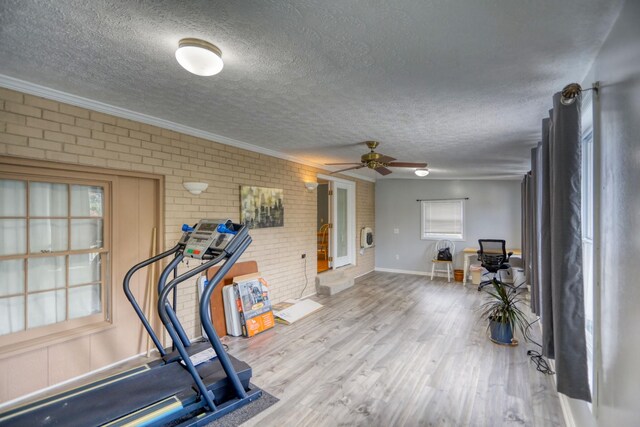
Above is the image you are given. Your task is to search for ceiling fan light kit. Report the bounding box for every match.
[175,38,224,76]
[325,141,428,176]
[415,169,430,177]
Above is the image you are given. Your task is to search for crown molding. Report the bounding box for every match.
[0,74,375,183]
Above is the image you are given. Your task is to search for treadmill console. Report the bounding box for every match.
[183,219,236,259]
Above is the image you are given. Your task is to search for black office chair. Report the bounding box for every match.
[477,239,513,291]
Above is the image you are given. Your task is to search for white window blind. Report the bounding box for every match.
[421,200,464,240]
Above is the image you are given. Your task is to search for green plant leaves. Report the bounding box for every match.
[478,279,529,340]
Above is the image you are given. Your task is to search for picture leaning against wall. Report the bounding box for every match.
[240,186,284,229]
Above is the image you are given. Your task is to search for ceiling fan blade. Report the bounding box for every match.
[375,166,393,176]
[377,155,397,163]
[331,165,365,174]
[387,162,428,168]
[325,162,363,166]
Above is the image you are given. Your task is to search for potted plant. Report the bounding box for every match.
[479,279,528,345]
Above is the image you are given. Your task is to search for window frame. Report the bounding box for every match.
[420,199,466,241]
[580,88,599,413]
[0,171,112,351]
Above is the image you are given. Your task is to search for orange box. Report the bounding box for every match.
[243,311,275,337]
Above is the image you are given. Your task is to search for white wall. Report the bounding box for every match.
[564,1,640,425]
[375,179,521,273]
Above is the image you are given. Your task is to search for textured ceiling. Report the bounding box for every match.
[0,0,623,179]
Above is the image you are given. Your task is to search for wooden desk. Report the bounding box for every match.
[462,247,522,286]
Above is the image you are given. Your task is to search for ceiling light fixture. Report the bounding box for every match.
[415,169,430,177]
[175,38,224,76]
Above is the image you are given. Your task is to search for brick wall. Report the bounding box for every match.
[0,87,375,338]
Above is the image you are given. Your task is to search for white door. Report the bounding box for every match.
[331,180,355,268]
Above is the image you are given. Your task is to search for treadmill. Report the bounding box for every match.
[0,219,262,427]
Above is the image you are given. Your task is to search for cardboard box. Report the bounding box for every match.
[233,273,275,337]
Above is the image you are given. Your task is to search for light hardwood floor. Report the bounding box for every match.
[226,271,565,427]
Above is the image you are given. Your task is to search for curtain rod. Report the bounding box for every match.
[416,197,469,202]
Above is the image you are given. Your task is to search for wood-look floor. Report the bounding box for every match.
[225,271,565,427]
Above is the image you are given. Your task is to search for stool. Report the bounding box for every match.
[431,260,453,282]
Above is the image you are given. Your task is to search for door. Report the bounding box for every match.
[316,182,330,273]
[0,157,162,402]
[331,180,355,268]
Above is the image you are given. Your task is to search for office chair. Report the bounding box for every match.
[477,239,513,291]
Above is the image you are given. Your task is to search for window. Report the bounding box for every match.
[420,199,465,240]
[581,90,596,407]
[0,177,109,341]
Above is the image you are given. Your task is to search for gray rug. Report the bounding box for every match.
[205,387,279,427]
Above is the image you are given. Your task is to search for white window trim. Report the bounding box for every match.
[420,199,465,241]
[317,174,357,268]
[581,86,600,414]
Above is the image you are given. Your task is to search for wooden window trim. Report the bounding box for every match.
[0,174,111,351]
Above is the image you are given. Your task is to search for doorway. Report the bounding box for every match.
[317,179,330,273]
[316,174,356,274]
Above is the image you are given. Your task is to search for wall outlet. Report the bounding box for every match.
[395,254,400,260]
[393,228,399,234]
[301,253,306,259]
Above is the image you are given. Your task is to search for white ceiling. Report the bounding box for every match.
[0,0,623,180]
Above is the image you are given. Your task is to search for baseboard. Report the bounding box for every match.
[354,268,375,279]
[546,359,577,427]
[374,267,454,279]
[536,323,594,427]
[375,267,430,276]
[300,291,317,300]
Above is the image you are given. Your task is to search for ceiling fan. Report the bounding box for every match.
[325,141,428,176]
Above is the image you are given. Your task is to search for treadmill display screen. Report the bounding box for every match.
[198,222,218,232]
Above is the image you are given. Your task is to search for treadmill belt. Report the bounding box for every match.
[0,356,251,427]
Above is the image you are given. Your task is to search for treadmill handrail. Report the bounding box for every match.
[123,243,181,357]
[156,251,227,413]
[156,230,252,413]
[157,253,195,349]
[199,233,252,400]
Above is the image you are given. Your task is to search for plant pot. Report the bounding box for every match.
[454,269,463,282]
[489,319,514,345]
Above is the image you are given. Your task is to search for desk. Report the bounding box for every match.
[462,247,522,286]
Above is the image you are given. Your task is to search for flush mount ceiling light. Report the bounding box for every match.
[175,38,223,76]
[415,168,430,177]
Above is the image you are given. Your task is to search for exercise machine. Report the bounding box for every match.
[0,219,261,426]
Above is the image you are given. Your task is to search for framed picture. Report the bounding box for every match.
[240,186,284,229]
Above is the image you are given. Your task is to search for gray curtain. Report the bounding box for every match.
[520,176,527,294]
[521,173,538,313]
[528,92,591,402]
[538,117,554,355]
